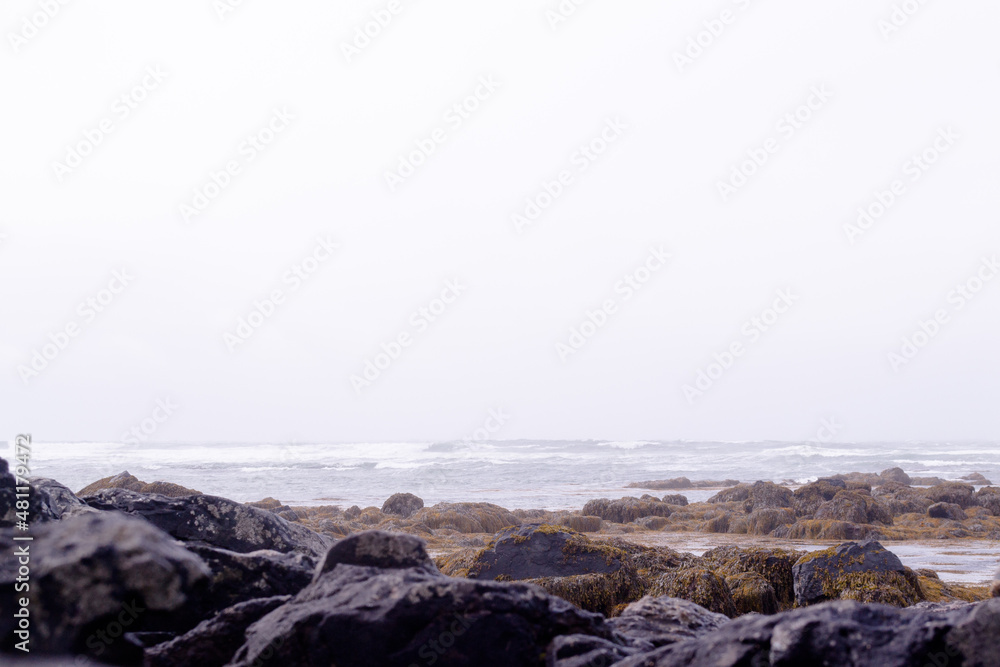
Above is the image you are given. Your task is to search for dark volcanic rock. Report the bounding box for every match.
[581,497,674,524]
[29,478,98,521]
[707,481,793,513]
[1,458,95,527]
[313,529,435,580]
[547,634,640,667]
[613,598,1000,667]
[82,487,332,557]
[228,532,610,667]
[928,502,967,521]
[381,492,424,518]
[792,539,922,607]
[7,512,209,659]
[468,524,626,581]
[185,544,314,613]
[607,596,730,648]
[145,596,289,667]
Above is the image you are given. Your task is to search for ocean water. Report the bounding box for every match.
[16,439,1000,511]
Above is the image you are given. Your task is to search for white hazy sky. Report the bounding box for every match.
[1,1,998,445]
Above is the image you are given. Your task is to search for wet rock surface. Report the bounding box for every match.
[82,487,332,557]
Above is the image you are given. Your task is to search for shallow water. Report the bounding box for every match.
[625,533,999,585]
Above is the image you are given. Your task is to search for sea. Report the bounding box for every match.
[17,439,1000,511]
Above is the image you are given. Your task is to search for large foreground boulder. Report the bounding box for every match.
[1,512,209,661]
[0,457,95,526]
[83,487,332,558]
[185,544,314,614]
[612,598,1000,667]
[607,596,730,647]
[145,596,290,667]
[228,531,610,667]
[793,539,923,607]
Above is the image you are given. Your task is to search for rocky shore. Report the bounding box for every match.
[3,459,999,665]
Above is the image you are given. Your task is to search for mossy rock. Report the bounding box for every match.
[814,490,892,526]
[581,497,674,524]
[436,547,480,578]
[411,502,520,534]
[560,515,604,532]
[702,546,801,607]
[778,518,876,541]
[647,568,737,618]
[529,566,646,616]
[974,486,1000,516]
[835,569,923,607]
[466,524,627,581]
[792,539,924,607]
[635,515,671,531]
[746,508,796,535]
[922,482,976,509]
[792,479,845,516]
[725,572,779,615]
[708,481,793,513]
[699,511,731,533]
[78,471,199,497]
[871,482,934,516]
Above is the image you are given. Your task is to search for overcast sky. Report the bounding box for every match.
[2,0,998,445]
